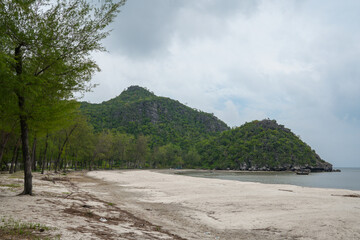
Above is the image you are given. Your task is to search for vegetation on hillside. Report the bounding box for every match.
[1,85,332,176]
[80,86,229,149]
[197,119,332,171]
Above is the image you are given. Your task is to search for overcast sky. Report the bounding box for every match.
[84,0,360,167]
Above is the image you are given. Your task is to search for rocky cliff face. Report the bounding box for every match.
[111,97,228,133]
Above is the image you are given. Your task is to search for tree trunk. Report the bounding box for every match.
[89,156,95,171]
[72,153,76,170]
[55,138,62,172]
[31,136,37,171]
[63,146,67,172]
[54,125,77,172]
[14,147,20,173]
[74,154,78,170]
[9,137,20,174]
[15,44,32,195]
[0,131,11,167]
[59,158,63,171]
[41,133,49,174]
[19,100,32,195]
[48,155,52,171]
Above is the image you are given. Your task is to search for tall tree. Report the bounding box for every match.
[0,0,125,195]
[54,121,78,172]
[66,116,94,170]
[91,130,112,170]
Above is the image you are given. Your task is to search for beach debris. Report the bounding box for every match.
[331,194,360,198]
[100,217,107,222]
[278,189,294,192]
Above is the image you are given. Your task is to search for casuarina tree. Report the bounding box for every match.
[0,0,125,195]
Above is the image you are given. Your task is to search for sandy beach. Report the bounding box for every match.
[1,170,360,239]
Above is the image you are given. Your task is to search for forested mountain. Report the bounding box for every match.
[1,86,332,174]
[198,119,332,171]
[79,86,332,172]
[80,86,229,148]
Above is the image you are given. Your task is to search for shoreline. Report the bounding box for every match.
[88,170,360,239]
[163,168,359,191]
[1,170,360,239]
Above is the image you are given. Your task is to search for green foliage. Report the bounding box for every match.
[77,88,330,171]
[0,0,124,193]
[0,85,331,172]
[80,86,230,150]
[198,119,327,170]
[0,0,124,115]
[0,217,55,239]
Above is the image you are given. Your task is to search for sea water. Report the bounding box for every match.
[177,168,360,191]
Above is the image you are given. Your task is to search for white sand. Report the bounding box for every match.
[1,170,359,239]
[88,170,360,240]
[0,171,184,239]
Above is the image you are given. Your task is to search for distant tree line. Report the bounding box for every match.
[0,116,328,175]
[0,113,203,173]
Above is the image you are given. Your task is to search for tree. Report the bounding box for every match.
[54,120,78,172]
[91,130,112,170]
[0,0,125,195]
[111,132,132,168]
[184,148,201,168]
[66,116,94,170]
[133,135,149,168]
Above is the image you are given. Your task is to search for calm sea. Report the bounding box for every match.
[177,168,360,191]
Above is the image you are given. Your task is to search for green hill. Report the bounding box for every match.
[80,86,332,172]
[198,119,332,171]
[80,86,230,148]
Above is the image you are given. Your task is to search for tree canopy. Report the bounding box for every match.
[0,0,125,195]
[197,119,332,171]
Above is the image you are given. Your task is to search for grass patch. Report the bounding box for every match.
[106,202,114,206]
[0,217,58,239]
[9,174,23,179]
[0,183,21,188]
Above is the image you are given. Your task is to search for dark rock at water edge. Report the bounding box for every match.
[229,162,332,172]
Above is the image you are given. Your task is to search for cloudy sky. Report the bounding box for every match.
[84,0,360,167]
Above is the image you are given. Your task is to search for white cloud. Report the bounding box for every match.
[84,0,360,167]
